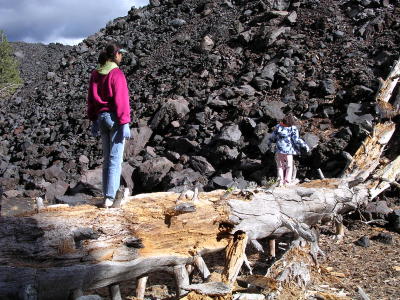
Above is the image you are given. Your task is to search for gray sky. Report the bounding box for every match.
[0,0,149,45]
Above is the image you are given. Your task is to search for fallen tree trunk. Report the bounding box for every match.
[0,180,370,300]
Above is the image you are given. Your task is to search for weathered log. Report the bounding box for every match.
[375,58,400,103]
[135,276,148,300]
[0,182,370,299]
[221,231,248,288]
[108,284,122,300]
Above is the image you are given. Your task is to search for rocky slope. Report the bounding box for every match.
[1,0,400,202]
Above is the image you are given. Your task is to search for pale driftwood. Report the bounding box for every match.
[35,197,44,211]
[317,168,325,179]
[221,231,248,288]
[375,58,400,103]
[135,276,148,300]
[357,285,371,300]
[268,239,276,258]
[109,284,122,300]
[369,155,400,199]
[174,265,190,297]
[343,122,396,186]
[343,55,400,196]
[193,255,211,280]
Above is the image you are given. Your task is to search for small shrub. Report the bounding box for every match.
[0,30,22,98]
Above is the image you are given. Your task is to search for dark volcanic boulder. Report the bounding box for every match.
[137,157,174,191]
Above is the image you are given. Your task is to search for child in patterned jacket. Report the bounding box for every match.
[269,114,310,186]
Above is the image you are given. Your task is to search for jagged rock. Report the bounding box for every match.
[213,125,242,145]
[355,236,371,247]
[211,174,235,189]
[124,126,153,158]
[215,145,240,161]
[79,168,103,195]
[138,157,174,190]
[258,133,273,155]
[149,0,161,7]
[164,168,206,191]
[345,103,374,125]
[167,137,199,153]
[201,35,215,51]
[261,101,285,121]
[272,0,291,10]
[364,200,393,220]
[170,18,187,27]
[150,97,190,131]
[303,133,319,150]
[388,210,400,233]
[121,162,135,192]
[239,159,263,172]
[44,165,67,182]
[321,78,337,95]
[189,156,216,176]
[45,181,69,202]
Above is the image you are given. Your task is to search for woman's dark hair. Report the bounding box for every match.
[282,114,297,126]
[98,43,122,65]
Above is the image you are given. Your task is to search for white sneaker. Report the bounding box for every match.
[104,198,114,208]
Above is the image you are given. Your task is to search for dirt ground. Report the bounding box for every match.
[312,220,400,300]
[317,220,400,299]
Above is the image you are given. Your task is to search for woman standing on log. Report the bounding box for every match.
[87,43,131,208]
[269,114,310,186]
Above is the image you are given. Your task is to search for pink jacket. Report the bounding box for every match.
[87,68,131,125]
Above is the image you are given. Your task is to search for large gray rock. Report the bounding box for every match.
[45,180,69,202]
[44,165,67,182]
[164,168,206,191]
[138,157,174,190]
[258,133,273,154]
[150,97,190,131]
[260,62,278,81]
[303,133,319,150]
[211,174,235,189]
[125,126,153,158]
[214,145,240,162]
[262,101,285,121]
[121,162,135,192]
[190,156,216,176]
[272,0,291,10]
[345,103,374,125]
[213,125,242,145]
[80,167,103,194]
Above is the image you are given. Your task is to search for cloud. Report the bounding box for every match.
[0,0,149,45]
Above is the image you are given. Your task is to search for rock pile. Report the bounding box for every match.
[2,0,400,204]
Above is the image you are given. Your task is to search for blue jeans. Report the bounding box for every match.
[99,112,125,200]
